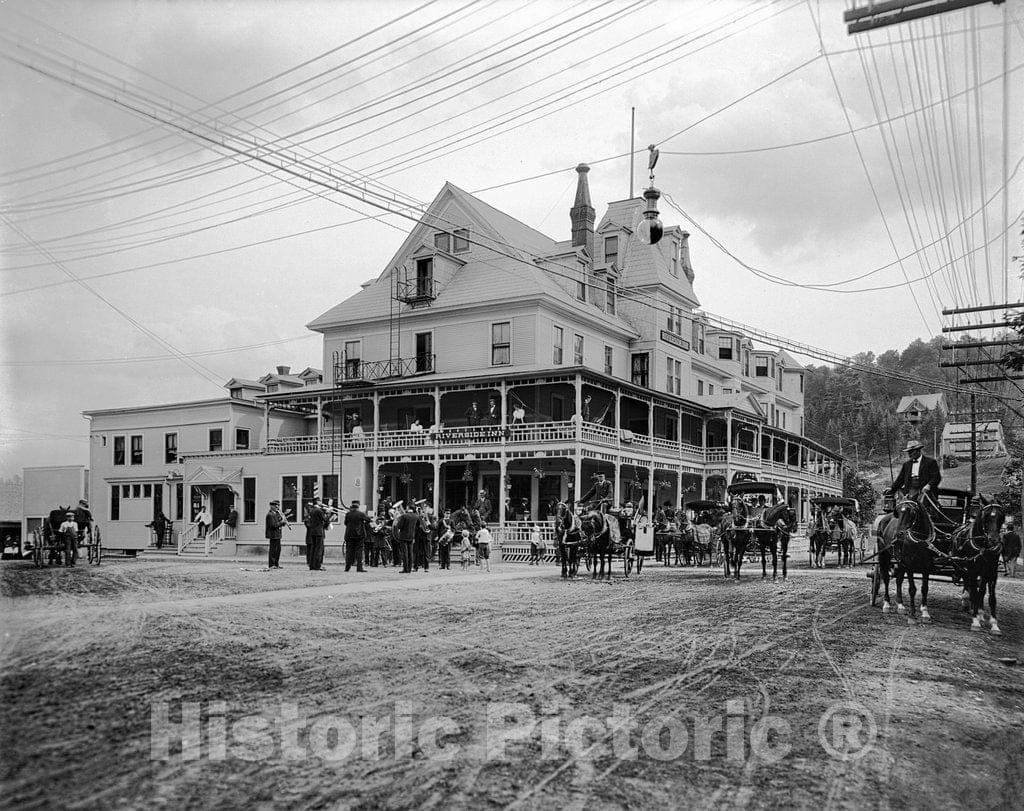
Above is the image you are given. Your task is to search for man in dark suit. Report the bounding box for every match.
[392,504,418,573]
[343,500,369,572]
[579,471,614,513]
[887,439,942,501]
[265,500,287,569]
[305,497,329,571]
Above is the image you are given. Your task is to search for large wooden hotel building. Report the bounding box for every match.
[85,167,843,554]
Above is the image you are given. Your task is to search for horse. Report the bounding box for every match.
[719,498,751,580]
[807,509,831,568]
[42,505,73,566]
[757,504,797,581]
[839,515,858,567]
[580,507,616,581]
[876,498,936,623]
[952,502,1007,635]
[553,501,582,579]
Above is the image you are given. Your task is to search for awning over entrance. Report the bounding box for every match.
[186,465,244,485]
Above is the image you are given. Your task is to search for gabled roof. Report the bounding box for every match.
[307,183,637,336]
[703,393,765,419]
[897,393,946,413]
[942,421,1003,436]
[777,349,805,370]
[224,378,264,390]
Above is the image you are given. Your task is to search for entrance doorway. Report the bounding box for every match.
[211,488,234,529]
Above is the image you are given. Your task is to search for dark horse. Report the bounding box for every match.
[554,501,582,579]
[877,499,936,623]
[757,504,797,581]
[719,498,751,580]
[580,507,616,581]
[953,502,1006,635]
[42,505,73,566]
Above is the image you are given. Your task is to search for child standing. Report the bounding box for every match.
[529,523,541,565]
[476,522,493,573]
[460,530,474,570]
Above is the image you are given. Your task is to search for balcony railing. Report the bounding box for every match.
[262,421,842,481]
[394,276,439,304]
[334,354,436,385]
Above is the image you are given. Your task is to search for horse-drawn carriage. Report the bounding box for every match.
[654,500,726,567]
[721,482,797,580]
[31,505,102,568]
[807,496,860,568]
[868,487,1007,633]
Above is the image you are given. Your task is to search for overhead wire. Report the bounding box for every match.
[806,0,935,333]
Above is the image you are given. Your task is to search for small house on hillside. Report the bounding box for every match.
[897,393,947,425]
[941,421,1007,459]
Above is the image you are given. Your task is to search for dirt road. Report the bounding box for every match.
[2,559,1022,810]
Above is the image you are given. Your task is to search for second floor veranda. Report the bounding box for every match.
[257,368,843,484]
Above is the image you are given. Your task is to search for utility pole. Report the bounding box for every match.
[844,0,1005,34]
[940,302,1023,494]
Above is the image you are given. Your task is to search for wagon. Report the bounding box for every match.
[807,496,860,567]
[726,482,784,562]
[867,487,972,606]
[31,509,102,568]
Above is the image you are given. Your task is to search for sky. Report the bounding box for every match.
[0,0,1020,479]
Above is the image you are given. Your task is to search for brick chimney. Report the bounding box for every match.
[570,163,595,260]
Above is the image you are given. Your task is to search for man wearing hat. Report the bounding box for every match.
[1001,518,1020,578]
[343,499,369,572]
[887,439,942,501]
[74,499,95,545]
[265,500,288,569]
[305,496,329,571]
[472,489,492,523]
[579,471,614,513]
[59,511,79,567]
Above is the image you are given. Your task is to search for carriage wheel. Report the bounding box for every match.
[870,563,881,606]
[624,545,634,577]
[33,541,43,568]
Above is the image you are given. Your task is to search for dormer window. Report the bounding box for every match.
[604,235,618,266]
[755,357,769,377]
[453,228,469,252]
[415,257,433,297]
[718,337,733,360]
[434,232,450,252]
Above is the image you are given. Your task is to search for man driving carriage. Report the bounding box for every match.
[578,471,614,514]
[886,439,942,502]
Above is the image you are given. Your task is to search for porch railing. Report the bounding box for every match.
[176,523,225,555]
[580,422,618,447]
[506,420,576,443]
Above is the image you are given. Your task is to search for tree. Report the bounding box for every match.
[843,467,878,523]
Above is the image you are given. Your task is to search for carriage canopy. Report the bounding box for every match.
[687,500,730,512]
[810,496,858,510]
[726,482,782,501]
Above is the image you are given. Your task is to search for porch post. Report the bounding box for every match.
[498,456,507,527]
[678,409,684,453]
[316,395,323,452]
[373,391,381,451]
[499,380,507,430]
[263,402,270,450]
[432,458,441,515]
[370,456,378,514]
[648,463,656,521]
[433,385,441,432]
[573,454,583,509]
[675,466,683,509]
